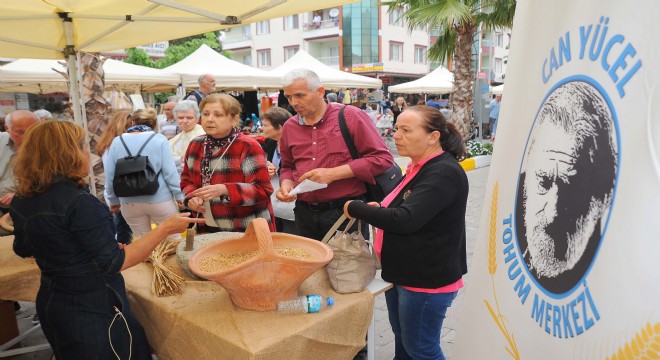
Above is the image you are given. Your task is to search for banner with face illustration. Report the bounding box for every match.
[454,0,659,358]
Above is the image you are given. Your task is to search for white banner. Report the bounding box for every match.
[455,1,659,359]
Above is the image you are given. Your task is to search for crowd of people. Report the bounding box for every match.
[2,69,470,360]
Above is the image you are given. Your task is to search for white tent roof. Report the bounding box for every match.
[269,50,382,89]
[492,84,504,95]
[0,58,181,93]
[388,66,454,94]
[163,44,281,90]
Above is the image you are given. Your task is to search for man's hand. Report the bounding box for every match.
[0,193,14,207]
[187,197,205,213]
[299,168,336,185]
[276,179,297,202]
[190,184,227,201]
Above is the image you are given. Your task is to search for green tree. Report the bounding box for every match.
[384,0,516,138]
[124,47,155,68]
[155,32,231,68]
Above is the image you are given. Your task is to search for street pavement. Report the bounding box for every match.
[11,155,491,360]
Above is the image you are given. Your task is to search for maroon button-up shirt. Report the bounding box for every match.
[279,102,394,203]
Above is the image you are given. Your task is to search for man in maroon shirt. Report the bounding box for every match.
[276,69,394,241]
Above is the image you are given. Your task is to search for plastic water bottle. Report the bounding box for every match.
[277,295,334,314]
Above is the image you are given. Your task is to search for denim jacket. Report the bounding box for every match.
[10,179,125,278]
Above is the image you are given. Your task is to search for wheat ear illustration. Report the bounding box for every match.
[607,322,660,359]
[483,182,521,360]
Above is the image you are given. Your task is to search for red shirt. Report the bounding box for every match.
[279,102,393,203]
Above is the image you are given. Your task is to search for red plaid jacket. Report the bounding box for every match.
[181,134,275,231]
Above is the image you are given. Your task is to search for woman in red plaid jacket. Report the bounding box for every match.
[181,94,275,233]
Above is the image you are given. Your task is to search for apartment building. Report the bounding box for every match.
[221,0,431,89]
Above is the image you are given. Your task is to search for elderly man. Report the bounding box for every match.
[277,69,393,239]
[157,101,180,139]
[185,74,216,105]
[1,110,40,233]
[515,81,617,294]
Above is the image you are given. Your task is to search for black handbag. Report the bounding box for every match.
[338,106,403,202]
[113,133,161,197]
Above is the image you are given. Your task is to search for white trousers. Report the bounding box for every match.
[120,200,180,241]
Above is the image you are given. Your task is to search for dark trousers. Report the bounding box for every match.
[293,201,369,241]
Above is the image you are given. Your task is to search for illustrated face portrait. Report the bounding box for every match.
[515,80,617,294]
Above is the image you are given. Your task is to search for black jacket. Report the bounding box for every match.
[347,152,468,288]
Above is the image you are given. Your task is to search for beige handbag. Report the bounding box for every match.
[321,214,377,294]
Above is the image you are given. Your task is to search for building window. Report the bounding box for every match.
[256,21,270,35]
[284,15,299,31]
[495,33,504,47]
[414,46,426,64]
[495,58,503,72]
[257,49,271,67]
[284,46,299,61]
[243,55,252,66]
[389,7,403,26]
[389,42,403,61]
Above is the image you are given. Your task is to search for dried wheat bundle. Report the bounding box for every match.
[148,239,185,297]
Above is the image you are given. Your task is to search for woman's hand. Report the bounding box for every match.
[190,184,227,201]
[176,200,184,211]
[187,197,205,213]
[110,204,121,213]
[159,212,206,235]
[343,200,353,219]
[266,161,277,178]
[367,201,381,207]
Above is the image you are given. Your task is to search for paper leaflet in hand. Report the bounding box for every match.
[288,180,328,195]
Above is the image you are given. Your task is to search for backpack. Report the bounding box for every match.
[112,133,161,197]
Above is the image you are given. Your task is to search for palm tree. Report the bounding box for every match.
[384,0,516,138]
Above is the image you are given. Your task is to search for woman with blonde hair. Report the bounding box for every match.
[10,121,203,359]
[96,110,133,244]
[103,108,184,240]
[181,93,275,233]
[392,96,407,127]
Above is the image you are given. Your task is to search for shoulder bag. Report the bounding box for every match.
[338,106,403,202]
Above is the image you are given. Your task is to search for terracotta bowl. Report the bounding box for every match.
[189,218,333,311]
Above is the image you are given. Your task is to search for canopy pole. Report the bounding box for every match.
[62,15,84,127]
[62,13,97,196]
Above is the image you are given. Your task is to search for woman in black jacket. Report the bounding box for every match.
[344,106,468,360]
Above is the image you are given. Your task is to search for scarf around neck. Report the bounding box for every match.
[200,127,241,186]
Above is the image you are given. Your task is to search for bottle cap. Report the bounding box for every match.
[327,297,335,306]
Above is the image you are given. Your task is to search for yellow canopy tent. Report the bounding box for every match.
[0,0,361,124]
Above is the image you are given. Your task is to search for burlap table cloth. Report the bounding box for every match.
[0,236,39,302]
[123,253,374,360]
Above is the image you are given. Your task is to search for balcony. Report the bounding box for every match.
[303,18,339,31]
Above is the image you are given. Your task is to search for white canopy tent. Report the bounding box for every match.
[387,66,454,94]
[163,44,280,90]
[269,49,382,89]
[0,58,181,94]
[491,84,504,95]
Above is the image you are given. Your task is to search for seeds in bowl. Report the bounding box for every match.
[199,246,313,272]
